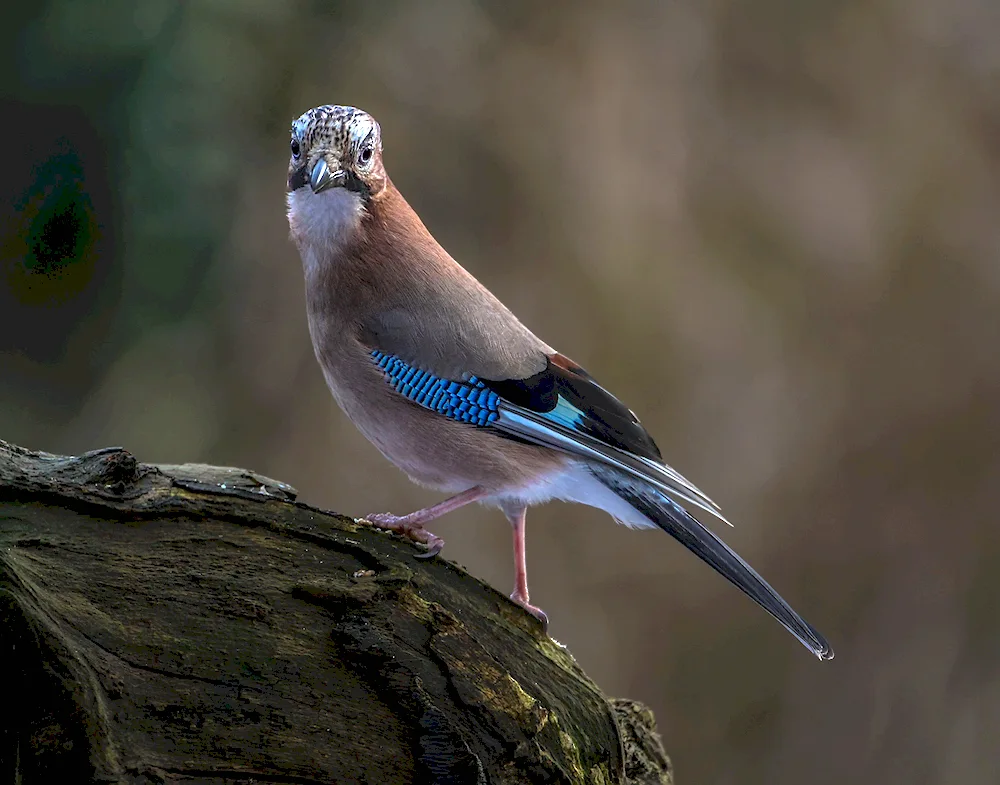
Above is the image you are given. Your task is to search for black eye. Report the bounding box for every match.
[359,145,373,165]
[290,138,301,159]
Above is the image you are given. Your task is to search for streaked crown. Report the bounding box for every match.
[291,105,378,156]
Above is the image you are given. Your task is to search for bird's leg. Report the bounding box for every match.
[505,505,549,629]
[364,485,486,559]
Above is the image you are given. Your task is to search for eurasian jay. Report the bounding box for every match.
[285,104,832,660]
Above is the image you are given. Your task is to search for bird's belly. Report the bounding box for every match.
[323,361,566,495]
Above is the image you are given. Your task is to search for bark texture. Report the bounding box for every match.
[0,439,673,784]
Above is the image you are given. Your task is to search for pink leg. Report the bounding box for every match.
[506,506,548,628]
[365,486,486,559]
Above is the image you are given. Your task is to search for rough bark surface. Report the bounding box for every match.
[0,439,673,784]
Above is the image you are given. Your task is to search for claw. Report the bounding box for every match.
[364,512,445,559]
[414,539,444,560]
[510,592,549,632]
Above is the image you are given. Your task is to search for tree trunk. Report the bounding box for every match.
[0,439,673,784]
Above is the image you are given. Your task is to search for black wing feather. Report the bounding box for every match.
[483,353,663,462]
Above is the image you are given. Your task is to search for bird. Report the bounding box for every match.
[285,104,833,661]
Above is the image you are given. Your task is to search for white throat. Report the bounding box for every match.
[286,187,365,273]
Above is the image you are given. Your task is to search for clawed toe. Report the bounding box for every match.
[510,592,549,631]
[364,512,445,559]
[364,512,400,528]
[413,537,444,559]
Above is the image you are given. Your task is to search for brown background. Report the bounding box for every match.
[1,2,997,783]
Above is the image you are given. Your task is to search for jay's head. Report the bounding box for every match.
[287,105,387,201]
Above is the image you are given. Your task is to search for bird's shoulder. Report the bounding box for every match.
[358,192,552,381]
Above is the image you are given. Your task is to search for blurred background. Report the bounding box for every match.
[2,0,998,782]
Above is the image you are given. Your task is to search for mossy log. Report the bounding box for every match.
[0,439,672,784]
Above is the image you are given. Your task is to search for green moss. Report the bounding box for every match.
[395,585,436,623]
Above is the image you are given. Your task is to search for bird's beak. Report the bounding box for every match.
[310,159,346,194]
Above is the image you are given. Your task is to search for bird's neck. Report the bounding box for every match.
[288,180,435,268]
[292,181,445,319]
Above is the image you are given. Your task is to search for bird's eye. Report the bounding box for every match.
[359,145,373,166]
[290,139,301,159]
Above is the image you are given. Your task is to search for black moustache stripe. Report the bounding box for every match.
[287,165,309,192]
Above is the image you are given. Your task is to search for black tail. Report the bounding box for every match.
[592,465,833,660]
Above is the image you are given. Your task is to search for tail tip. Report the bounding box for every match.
[813,642,835,661]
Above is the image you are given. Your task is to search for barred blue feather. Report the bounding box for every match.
[371,350,500,427]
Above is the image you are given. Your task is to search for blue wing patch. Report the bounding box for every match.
[546,396,586,431]
[371,350,500,427]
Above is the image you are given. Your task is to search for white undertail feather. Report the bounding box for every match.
[486,460,657,528]
[496,406,733,527]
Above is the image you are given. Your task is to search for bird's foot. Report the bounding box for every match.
[364,512,445,559]
[510,590,549,631]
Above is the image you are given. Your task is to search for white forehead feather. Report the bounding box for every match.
[291,105,380,155]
